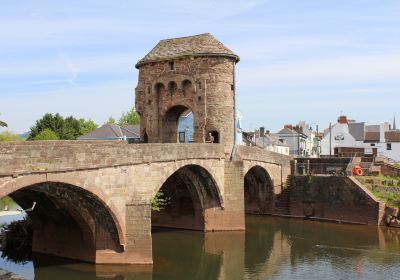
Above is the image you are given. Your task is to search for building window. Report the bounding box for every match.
[168,81,177,94]
[387,143,392,150]
[155,83,165,95]
[371,143,375,147]
[168,61,175,71]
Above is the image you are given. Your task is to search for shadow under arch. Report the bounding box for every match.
[161,105,191,143]
[152,164,223,231]
[4,181,123,263]
[244,165,274,214]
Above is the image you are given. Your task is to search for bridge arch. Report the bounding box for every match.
[151,164,223,231]
[0,175,124,263]
[244,165,274,214]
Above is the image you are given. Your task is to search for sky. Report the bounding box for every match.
[0,0,399,133]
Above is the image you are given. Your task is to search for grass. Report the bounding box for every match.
[356,175,400,210]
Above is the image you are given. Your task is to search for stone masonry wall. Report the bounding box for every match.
[290,176,385,225]
[136,57,236,154]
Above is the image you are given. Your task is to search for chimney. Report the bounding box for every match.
[380,123,386,143]
[338,115,348,124]
[260,126,265,137]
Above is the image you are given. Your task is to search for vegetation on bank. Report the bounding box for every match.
[151,191,170,212]
[357,176,400,209]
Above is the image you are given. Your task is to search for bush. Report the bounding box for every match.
[33,128,59,140]
[0,131,23,142]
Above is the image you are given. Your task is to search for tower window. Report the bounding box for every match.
[168,61,175,71]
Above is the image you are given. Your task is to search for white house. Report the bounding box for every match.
[320,115,400,161]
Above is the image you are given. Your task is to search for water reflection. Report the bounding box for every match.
[0,215,399,280]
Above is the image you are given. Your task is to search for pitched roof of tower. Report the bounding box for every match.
[135,33,239,68]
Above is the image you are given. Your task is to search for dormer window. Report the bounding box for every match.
[168,61,175,71]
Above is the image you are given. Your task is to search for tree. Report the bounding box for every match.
[106,116,116,125]
[28,113,64,140]
[118,108,140,125]
[33,128,59,140]
[0,131,23,142]
[28,113,98,140]
[150,191,170,212]
[79,118,98,135]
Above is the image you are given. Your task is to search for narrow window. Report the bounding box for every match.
[169,61,175,71]
[387,143,392,150]
[168,81,177,94]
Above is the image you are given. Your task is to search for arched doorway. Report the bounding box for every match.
[162,105,192,143]
[244,166,274,214]
[2,182,122,263]
[151,165,222,231]
[178,110,194,143]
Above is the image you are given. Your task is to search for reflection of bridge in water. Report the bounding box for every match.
[0,33,292,264]
[25,216,400,279]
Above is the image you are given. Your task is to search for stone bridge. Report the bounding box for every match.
[0,141,290,264]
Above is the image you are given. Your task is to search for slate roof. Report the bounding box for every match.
[277,128,298,135]
[136,33,239,68]
[78,124,140,140]
[256,134,289,147]
[348,122,365,141]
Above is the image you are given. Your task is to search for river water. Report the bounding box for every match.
[0,214,399,280]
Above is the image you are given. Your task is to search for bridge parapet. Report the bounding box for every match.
[0,141,225,176]
[236,145,290,166]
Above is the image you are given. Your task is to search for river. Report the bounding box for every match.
[0,214,399,279]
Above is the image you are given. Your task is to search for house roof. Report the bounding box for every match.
[78,124,140,140]
[348,122,365,141]
[256,134,289,147]
[277,128,298,135]
[386,131,400,143]
[365,125,380,133]
[135,33,239,68]
[364,132,380,142]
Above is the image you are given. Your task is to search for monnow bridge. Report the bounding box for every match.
[0,34,290,264]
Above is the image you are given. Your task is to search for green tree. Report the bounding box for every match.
[28,113,97,140]
[34,128,59,140]
[79,118,98,135]
[62,116,81,140]
[0,131,23,141]
[118,108,140,125]
[106,116,117,125]
[28,113,64,140]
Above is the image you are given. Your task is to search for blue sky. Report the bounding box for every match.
[1,0,399,133]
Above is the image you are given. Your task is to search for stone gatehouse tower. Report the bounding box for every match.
[135,33,239,154]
